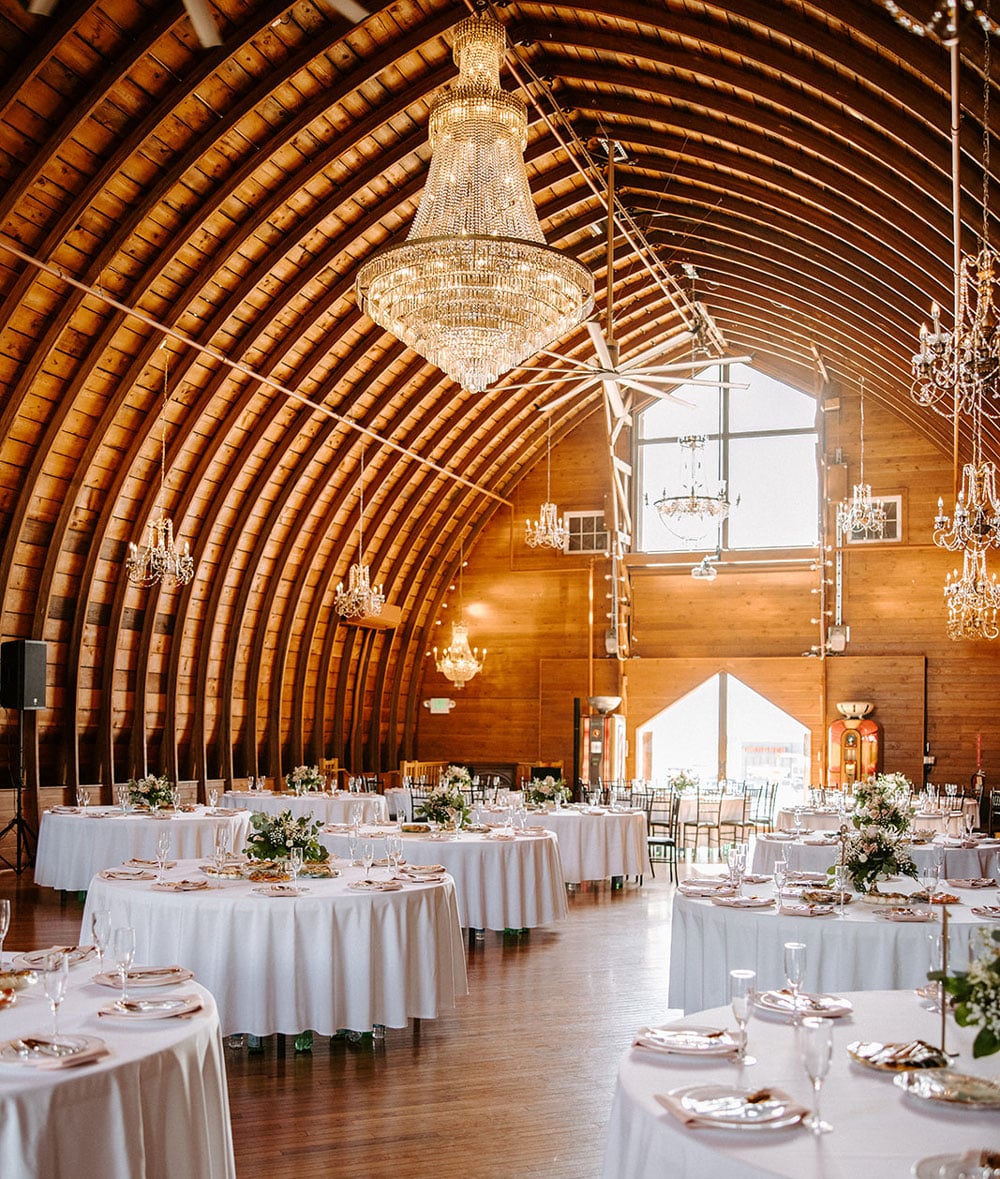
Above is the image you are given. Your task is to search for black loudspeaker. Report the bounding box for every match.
[0,640,46,710]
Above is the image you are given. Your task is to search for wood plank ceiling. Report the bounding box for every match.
[0,0,992,789]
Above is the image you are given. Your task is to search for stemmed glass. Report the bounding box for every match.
[91,907,111,974]
[289,846,304,889]
[170,787,181,811]
[350,802,364,829]
[113,926,135,1005]
[920,853,941,902]
[783,941,807,1020]
[964,807,976,839]
[78,787,91,810]
[451,807,464,838]
[800,1017,834,1134]
[246,776,256,794]
[833,865,850,919]
[43,951,69,1036]
[0,898,9,966]
[362,840,375,882]
[386,834,402,878]
[155,829,171,883]
[208,787,219,810]
[212,824,231,886]
[925,930,943,1011]
[773,858,788,910]
[729,968,756,1066]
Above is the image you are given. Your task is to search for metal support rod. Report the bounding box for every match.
[949,14,963,501]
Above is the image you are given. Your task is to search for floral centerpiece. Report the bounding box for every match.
[245,810,329,862]
[526,775,568,805]
[841,822,918,893]
[285,764,325,795]
[439,764,472,793]
[416,783,470,826]
[931,927,1000,1058]
[852,773,912,833]
[127,774,173,810]
[668,771,698,793]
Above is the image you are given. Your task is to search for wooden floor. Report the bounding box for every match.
[2,869,678,1179]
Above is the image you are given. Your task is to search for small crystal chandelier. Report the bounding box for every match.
[335,449,385,619]
[944,548,1000,640]
[125,354,194,588]
[525,427,569,550]
[654,435,732,546]
[434,546,485,688]
[355,14,593,392]
[933,455,1000,551]
[837,378,886,537]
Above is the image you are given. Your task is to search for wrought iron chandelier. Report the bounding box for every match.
[355,14,593,393]
[335,449,385,619]
[525,427,568,550]
[653,435,732,546]
[837,378,886,537]
[434,546,485,688]
[125,354,194,588]
[944,547,1000,639]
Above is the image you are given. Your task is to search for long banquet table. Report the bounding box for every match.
[33,806,252,891]
[0,957,235,1179]
[319,824,568,931]
[221,789,388,824]
[668,878,996,1012]
[603,990,1000,1179]
[751,832,1000,879]
[80,857,468,1036]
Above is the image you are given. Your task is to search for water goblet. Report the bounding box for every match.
[920,854,941,902]
[729,968,756,1066]
[289,846,304,887]
[212,825,231,885]
[773,858,788,909]
[350,802,364,828]
[208,787,219,809]
[964,808,976,839]
[925,930,943,1011]
[451,807,464,838]
[783,941,807,1020]
[386,834,402,877]
[0,898,9,966]
[169,787,180,811]
[155,829,171,883]
[246,776,256,793]
[113,925,135,1004]
[833,865,850,919]
[91,907,111,973]
[793,806,804,832]
[726,844,740,884]
[348,833,360,865]
[43,951,69,1037]
[800,1017,834,1134]
[362,840,375,882]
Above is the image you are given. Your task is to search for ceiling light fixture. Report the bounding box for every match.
[334,448,385,619]
[525,425,569,550]
[434,544,485,688]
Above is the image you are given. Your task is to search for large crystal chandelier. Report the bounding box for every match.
[653,435,732,546]
[125,354,195,588]
[355,14,593,392]
[944,548,1000,639]
[525,427,568,549]
[335,449,385,619]
[837,378,886,537]
[434,546,485,688]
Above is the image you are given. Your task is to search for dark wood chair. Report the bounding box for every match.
[632,789,679,882]
[989,789,1000,837]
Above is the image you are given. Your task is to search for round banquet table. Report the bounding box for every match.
[668,878,997,1013]
[33,806,251,891]
[751,833,1000,880]
[80,858,467,1036]
[319,824,568,931]
[775,802,979,836]
[523,806,650,884]
[0,957,234,1179]
[221,789,388,824]
[603,990,1000,1179]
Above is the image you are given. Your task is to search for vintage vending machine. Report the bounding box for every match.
[827,701,881,788]
[580,695,627,788]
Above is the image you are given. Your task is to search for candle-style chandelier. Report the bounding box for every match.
[653,434,732,546]
[525,426,569,550]
[355,14,593,393]
[944,547,1000,639]
[125,353,195,588]
[837,378,886,537]
[334,449,385,619]
[933,452,1000,551]
[434,545,485,688]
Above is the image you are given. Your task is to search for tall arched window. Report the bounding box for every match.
[636,364,819,552]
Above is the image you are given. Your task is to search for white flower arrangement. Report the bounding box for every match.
[527,775,567,805]
[439,764,472,792]
[286,764,325,795]
[842,822,917,893]
[668,771,698,793]
[127,774,173,809]
[417,783,470,825]
[245,810,329,862]
[934,927,1000,1058]
[852,773,911,835]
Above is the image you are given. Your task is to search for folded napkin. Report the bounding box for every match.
[779,902,835,917]
[802,837,830,846]
[655,1087,806,1129]
[35,1047,110,1070]
[100,869,155,881]
[946,878,996,889]
[49,806,80,814]
[125,858,177,869]
[786,871,829,883]
[394,873,445,883]
[710,895,774,908]
[151,879,208,892]
[678,883,736,898]
[971,905,1000,918]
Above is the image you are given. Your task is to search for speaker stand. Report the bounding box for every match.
[0,710,36,874]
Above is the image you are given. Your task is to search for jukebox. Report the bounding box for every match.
[827,701,880,787]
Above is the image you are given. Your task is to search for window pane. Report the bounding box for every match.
[638,437,724,552]
[728,364,817,432]
[638,370,722,439]
[727,434,818,548]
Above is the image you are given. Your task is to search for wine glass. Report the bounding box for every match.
[726,844,740,885]
[246,775,256,794]
[451,807,464,838]
[208,787,219,809]
[920,853,941,902]
[43,951,69,1036]
[833,865,850,919]
[386,834,402,878]
[212,824,231,885]
[729,968,756,1066]
[783,941,807,1019]
[155,829,171,883]
[773,858,788,909]
[925,930,943,1011]
[113,926,135,1004]
[170,787,181,811]
[0,898,9,966]
[289,846,304,887]
[362,840,375,881]
[91,907,111,973]
[350,802,364,829]
[964,807,976,839]
[800,1017,834,1134]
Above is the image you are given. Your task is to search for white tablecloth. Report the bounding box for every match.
[319,826,568,931]
[221,790,388,824]
[33,808,252,891]
[753,834,1000,879]
[80,858,467,1036]
[0,959,234,1179]
[525,808,650,883]
[668,879,996,1012]
[603,990,1000,1179]
[775,802,979,835]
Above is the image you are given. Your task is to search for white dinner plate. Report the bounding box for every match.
[754,990,853,1019]
[253,884,308,897]
[663,1084,804,1130]
[847,1039,951,1072]
[348,880,403,892]
[914,1153,1000,1178]
[710,895,774,909]
[99,868,155,881]
[874,907,935,923]
[633,1024,737,1057]
[98,994,203,1020]
[151,879,209,892]
[0,1034,107,1068]
[970,905,1000,919]
[895,1068,1000,1109]
[94,965,193,988]
[12,946,95,969]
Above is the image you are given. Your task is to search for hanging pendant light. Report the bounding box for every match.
[125,352,195,588]
[653,434,732,546]
[335,448,385,618]
[355,14,593,392]
[434,544,485,688]
[525,425,569,549]
[837,377,886,537]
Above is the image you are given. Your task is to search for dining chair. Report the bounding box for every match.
[989,788,1000,837]
[679,786,723,860]
[635,788,679,883]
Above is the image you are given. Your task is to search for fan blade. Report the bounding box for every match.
[587,321,616,370]
[183,0,222,46]
[317,0,370,21]
[603,375,627,420]
[622,335,693,370]
[618,379,694,407]
[622,354,754,374]
[535,387,602,414]
[536,348,602,373]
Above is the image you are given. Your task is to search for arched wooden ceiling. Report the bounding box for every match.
[0,0,994,787]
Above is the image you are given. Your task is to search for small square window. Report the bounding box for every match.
[563,511,608,554]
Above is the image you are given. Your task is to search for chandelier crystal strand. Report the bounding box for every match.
[355,14,593,392]
[125,354,194,587]
[525,427,569,549]
[837,377,886,536]
[434,545,485,688]
[335,448,385,618]
[653,434,732,546]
